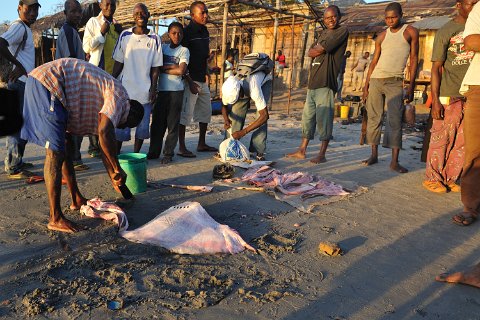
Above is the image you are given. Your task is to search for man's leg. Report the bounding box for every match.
[45,148,82,233]
[436,263,480,288]
[148,92,167,159]
[133,103,152,153]
[311,87,334,164]
[178,86,198,156]
[454,88,480,225]
[443,100,465,190]
[63,133,87,210]
[423,111,449,192]
[250,80,272,156]
[195,82,217,152]
[382,78,407,173]
[162,91,184,163]
[286,89,316,159]
[363,78,385,165]
[5,80,28,175]
[88,135,100,157]
[337,73,344,101]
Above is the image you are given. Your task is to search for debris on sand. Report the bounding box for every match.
[318,242,343,257]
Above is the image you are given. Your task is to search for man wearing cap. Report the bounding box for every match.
[0,0,40,179]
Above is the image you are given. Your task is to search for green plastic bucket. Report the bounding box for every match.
[118,153,147,194]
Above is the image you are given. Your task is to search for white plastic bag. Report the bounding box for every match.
[219,133,250,162]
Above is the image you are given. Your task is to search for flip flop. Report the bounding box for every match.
[196,146,218,152]
[177,151,196,158]
[74,163,90,171]
[26,175,44,184]
[452,212,478,226]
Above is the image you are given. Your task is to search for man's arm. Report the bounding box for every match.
[430,61,444,120]
[97,114,126,190]
[405,26,420,103]
[149,66,160,104]
[111,61,124,79]
[351,59,359,71]
[362,32,385,102]
[161,62,187,75]
[0,38,26,82]
[464,34,480,52]
[308,43,326,58]
[82,19,105,54]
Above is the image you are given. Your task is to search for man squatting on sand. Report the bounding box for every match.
[286,5,349,163]
[20,59,144,233]
[362,2,419,173]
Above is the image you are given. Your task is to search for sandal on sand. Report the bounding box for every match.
[74,163,90,171]
[26,175,44,184]
[177,151,196,158]
[422,181,447,193]
[197,146,218,152]
[8,170,35,180]
[452,212,478,226]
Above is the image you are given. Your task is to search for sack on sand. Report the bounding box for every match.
[219,136,250,162]
[121,201,255,254]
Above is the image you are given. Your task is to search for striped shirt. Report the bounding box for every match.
[29,58,130,135]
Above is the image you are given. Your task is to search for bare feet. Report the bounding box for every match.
[69,196,87,210]
[47,217,84,233]
[310,155,326,164]
[362,156,378,166]
[390,162,408,173]
[436,263,480,288]
[286,149,306,159]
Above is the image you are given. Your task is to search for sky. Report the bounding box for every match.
[0,0,388,24]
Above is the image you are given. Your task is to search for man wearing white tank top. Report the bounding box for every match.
[362,2,419,173]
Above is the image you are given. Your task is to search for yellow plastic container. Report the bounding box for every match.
[340,105,350,119]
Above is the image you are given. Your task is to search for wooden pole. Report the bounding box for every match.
[220,1,229,92]
[287,16,295,114]
[230,26,236,48]
[269,0,280,111]
[238,27,243,59]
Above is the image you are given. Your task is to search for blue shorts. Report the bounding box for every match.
[21,77,68,152]
[115,103,151,141]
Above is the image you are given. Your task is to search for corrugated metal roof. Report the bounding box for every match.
[411,15,451,30]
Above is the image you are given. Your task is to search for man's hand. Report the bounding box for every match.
[149,87,157,104]
[232,129,246,140]
[405,86,415,104]
[431,99,444,120]
[224,119,232,130]
[362,86,369,103]
[9,64,27,82]
[100,21,110,36]
[110,169,127,192]
[114,23,123,34]
[189,82,200,95]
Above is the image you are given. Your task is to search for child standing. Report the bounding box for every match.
[147,22,190,163]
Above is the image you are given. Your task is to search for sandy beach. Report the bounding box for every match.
[0,89,479,319]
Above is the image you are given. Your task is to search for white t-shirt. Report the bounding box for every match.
[244,72,272,111]
[224,60,233,78]
[460,4,480,94]
[113,28,163,104]
[157,44,189,92]
[0,19,35,83]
